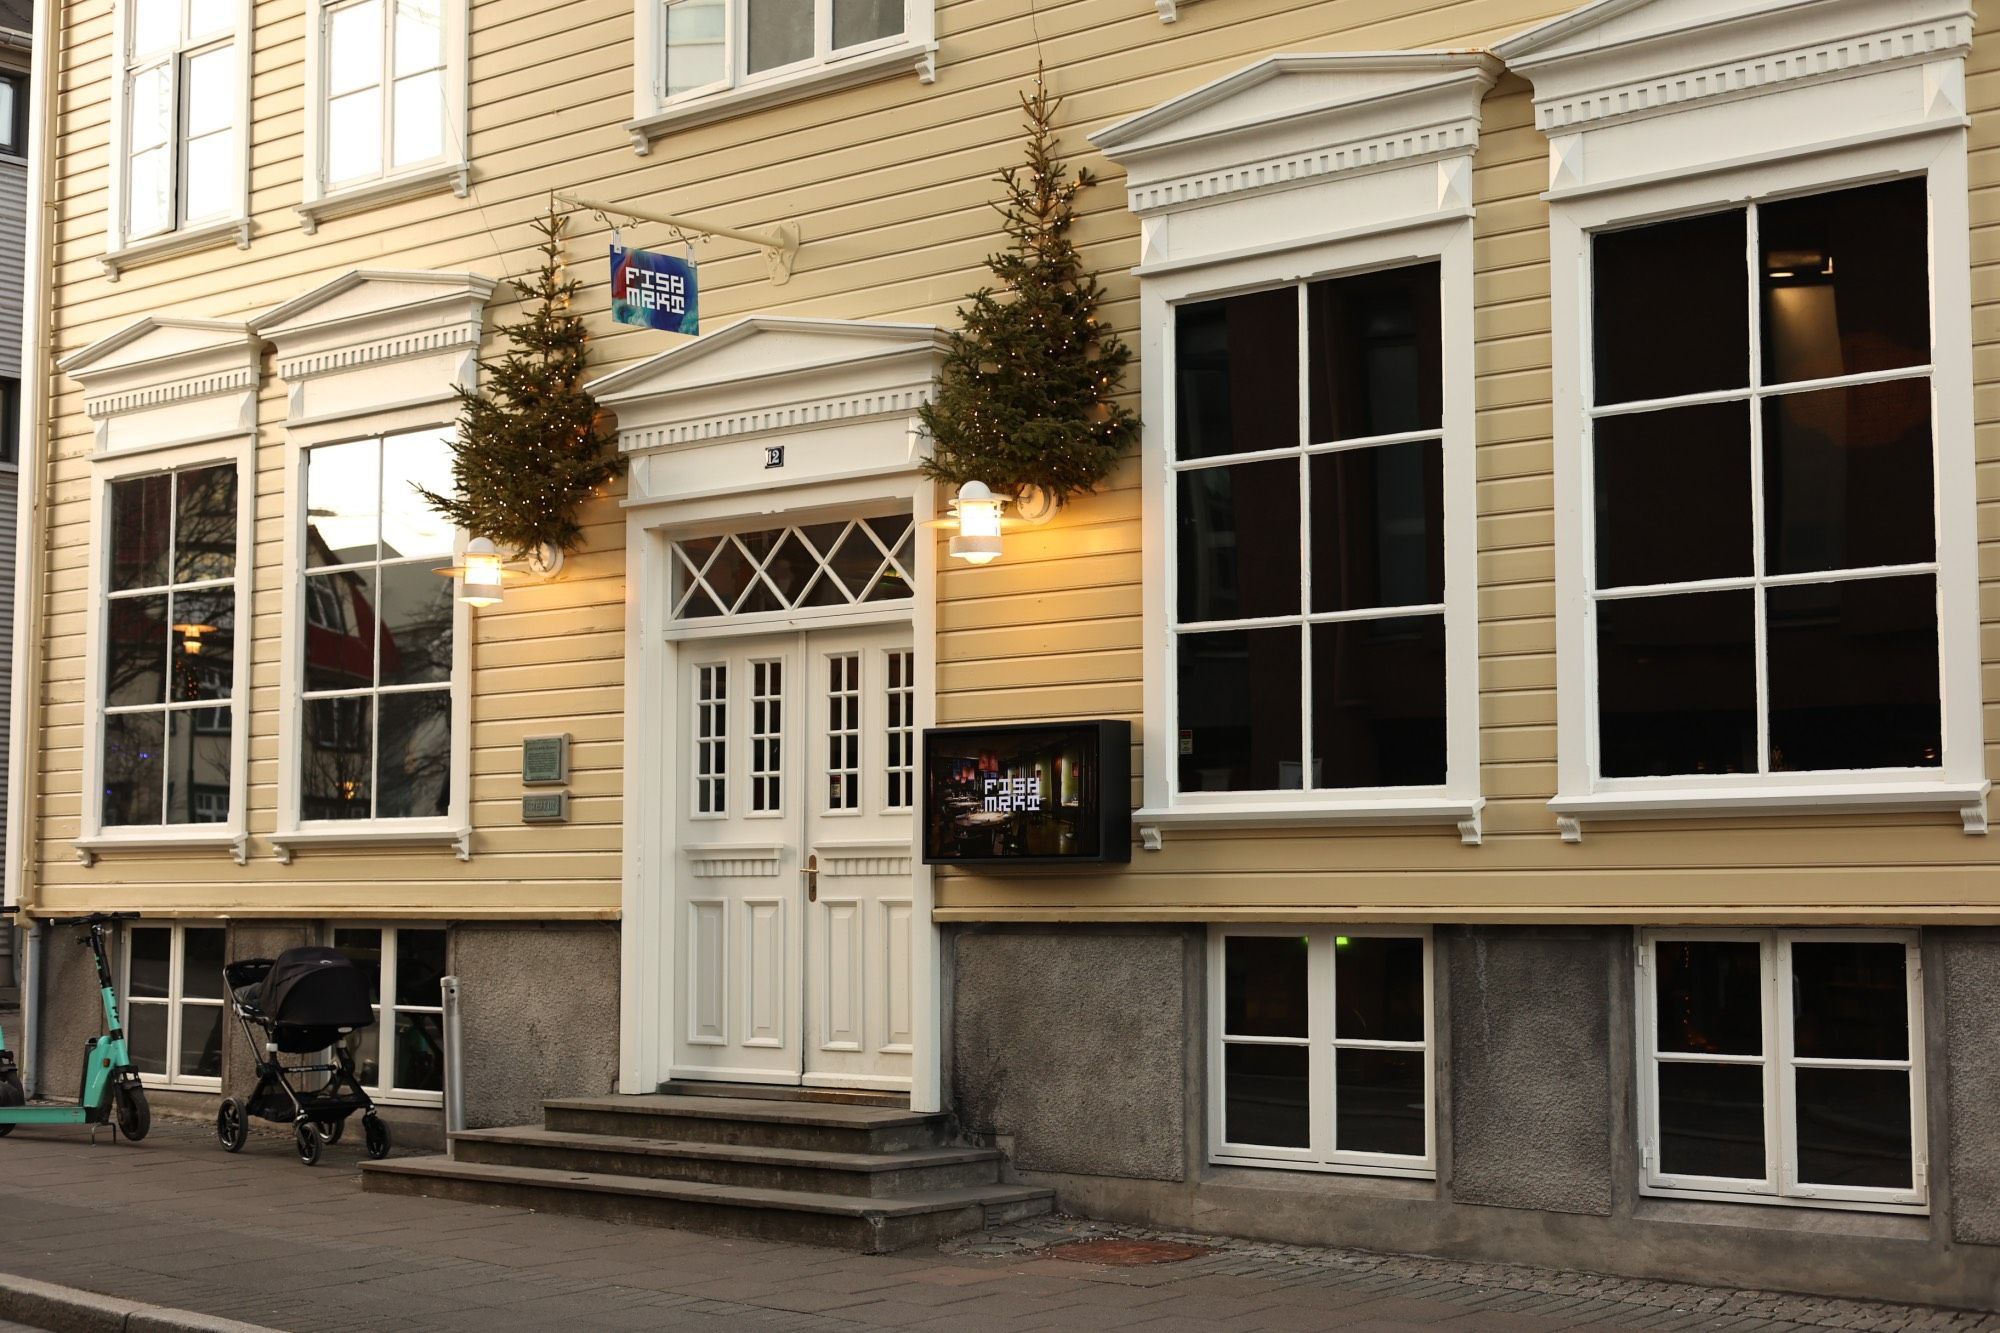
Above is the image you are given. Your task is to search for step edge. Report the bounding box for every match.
[451,1127,1001,1170]
[544,1096,943,1129]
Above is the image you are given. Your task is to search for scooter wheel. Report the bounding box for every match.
[363,1112,391,1160]
[115,1084,150,1143]
[315,1117,344,1145]
[295,1121,321,1166]
[217,1099,247,1153]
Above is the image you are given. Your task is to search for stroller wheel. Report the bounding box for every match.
[363,1113,391,1160]
[295,1120,322,1166]
[115,1084,151,1143]
[216,1099,248,1153]
[315,1118,344,1145]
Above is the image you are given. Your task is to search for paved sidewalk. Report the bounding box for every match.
[1,1118,1996,1333]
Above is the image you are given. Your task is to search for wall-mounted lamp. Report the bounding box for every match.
[436,536,508,607]
[172,622,217,655]
[948,481,1005,564]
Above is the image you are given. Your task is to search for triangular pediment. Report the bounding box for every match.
[1092,51,1500,159]
[1494,0,1971,75]
[58,316,259,382]
[251,269,500,343]
[587,316,949,404]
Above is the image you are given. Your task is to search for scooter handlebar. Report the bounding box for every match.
[42,911,140,927]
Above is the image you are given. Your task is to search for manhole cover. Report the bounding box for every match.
[1041,1239,1215,1266]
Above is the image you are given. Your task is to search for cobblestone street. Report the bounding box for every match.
[0,1116,1994,1332]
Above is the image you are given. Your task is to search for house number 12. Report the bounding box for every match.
[764,446,785,469]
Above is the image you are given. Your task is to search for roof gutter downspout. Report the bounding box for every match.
[9,0,59,1095]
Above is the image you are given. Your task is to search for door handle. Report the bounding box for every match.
[803,852,818,903]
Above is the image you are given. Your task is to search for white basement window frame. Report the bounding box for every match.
[104,0,252,277]
[626,0,936,149]
[121,921,228,1091]
[1494,0,1987,840]
[329,923,448,1106]
[1636,928,1928,1213]
[298,0,470,231]
[1207,925,1435,1178]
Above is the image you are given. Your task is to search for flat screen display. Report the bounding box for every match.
[922,720,1130,865]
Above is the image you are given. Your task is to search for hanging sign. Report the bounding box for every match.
[921,720,1131,866]
[611,244,698,334]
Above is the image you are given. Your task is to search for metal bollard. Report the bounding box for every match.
[440,975,464,1158]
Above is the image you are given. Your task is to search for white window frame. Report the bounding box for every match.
[104,0,252,275]
[1636,928,1928,1213]
[1206,924,1435,1179]
[1137,222,1481,837]
[121,921,227,1092]
[299,0,469,230]
[327,922,447,1107]
[79,439,253,863]
[627,0,935,146]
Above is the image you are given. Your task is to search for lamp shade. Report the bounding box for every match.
[948,480,1004,565]
[459,536,505,606]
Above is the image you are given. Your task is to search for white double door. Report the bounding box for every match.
[673,622,918,1089]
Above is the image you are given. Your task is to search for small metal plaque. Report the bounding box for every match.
[764,445,785,469]
[522,735,569,785]
[522,792,570,824]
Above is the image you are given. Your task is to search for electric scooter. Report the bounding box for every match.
[0,908,151,1141]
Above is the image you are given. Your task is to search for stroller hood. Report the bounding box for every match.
[257,947,375,1031]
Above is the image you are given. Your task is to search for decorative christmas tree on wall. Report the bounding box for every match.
[919,73,1138,504]
[418,202,626,558]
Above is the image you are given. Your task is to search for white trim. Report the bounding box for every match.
[296,160,471,234]
[1635,927,1928,1213]
[122,920,227,1092]
[1206,924,1435,1178]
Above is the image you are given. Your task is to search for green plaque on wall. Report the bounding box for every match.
[522,792,570,824]
[523,735,569,785]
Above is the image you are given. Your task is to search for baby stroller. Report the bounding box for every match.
[217,947,392,1166]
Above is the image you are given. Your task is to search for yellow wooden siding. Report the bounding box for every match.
[21,0,2000,921]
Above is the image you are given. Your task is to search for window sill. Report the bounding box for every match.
[1549,781,1991,842]
[1133,797,1483,847]
[75,829,248,867]
[269,825,471,864]
[297,161,471,234]
[102,217,251,281]
[625,40,938,152]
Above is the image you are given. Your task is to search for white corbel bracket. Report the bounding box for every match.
[1139,825,1164,852]
[1557,815,1583,844]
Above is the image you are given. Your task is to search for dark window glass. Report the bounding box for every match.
[1223,1043,1310,1148]
[1310,440,1443,612]
[127,1002,167,1075]
[1597,591,1756,778]
[395,1010,446,1092]
[334,928,383,1004]
[1307,263,1441,441]
[377,690,452,819]
[1658,1061,1766,1180]
[1175,288,1300,461]
[0,376,18,466]
[127,928,171,999]
[102,712,165,826]
[345,1026,381,1087]
[1762,379,1933,576]
[109,473,172,592]
[168,590,232,702]
[377,563,454,687]
[179,1003,222,1079]
[173,464,237,583]
[1766,575,1939,772]
[1594,209,1749,406]
[1333,935,1424,1043]
[1654,940,1762,1056]
[106,593,169,707]
[303,570,374,693]
[1223,935,1308,1038]
[1310,616,1445,788]
[181,929,226,1001]
[1791,942,1908,1061]
[1794,1067,1913,1190]
[164,714,230,825]
[1760,178,1929,385]
[1177,627,1301,792]
[1177,460,1301,622]
[302,697,372,819]
[397,928,448,1009]
[1594,400,1752,588]
[1335,1049,1426,1156]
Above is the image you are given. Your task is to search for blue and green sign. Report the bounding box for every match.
[612,244,698,334]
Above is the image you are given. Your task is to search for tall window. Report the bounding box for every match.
[1172,264,1446,795]
[332,925,446,1100]
[1589,179,1939,780]
[124,923,225,1086]
[122,0,238,239]
[1639,931,1925,1209]
[321,0,447,188]
[1210,927,1433,1176]
[660,0,903,100]
[299,429,455,822]
[0,377,20,466]
[0,70,26,156]
[102,462,237,827]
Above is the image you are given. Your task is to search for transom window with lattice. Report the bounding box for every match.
[670,513,914,620]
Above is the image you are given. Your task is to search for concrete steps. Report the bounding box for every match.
[360,1088,1052,1253]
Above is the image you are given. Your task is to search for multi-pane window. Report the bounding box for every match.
[123,0,238,239]
[1640,931,1925,1208]
[0,70,26,156]
[1173,264,1447,795]
[671,514,913,620]
[102,463,237,827]
[124,924,225,1085]
[299,429,455,822]
[826,652,860,811]
[1589,179,1940,780]
[332,925,446,1100]
[749,659,783,813]
[0,377,18,466]
[1211,927,1432,1175]
[695,662,727,815]
[660,0,903,100]
[886,648,914,810]
[321,0,447,188]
